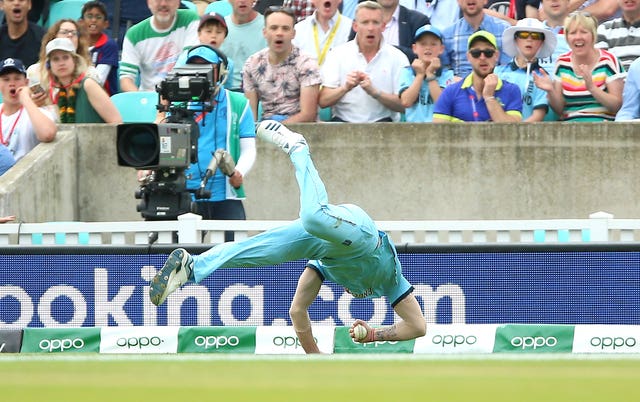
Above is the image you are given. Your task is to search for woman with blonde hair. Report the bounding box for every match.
[27,19,98,105]
[533,11,625,121]
[43,38,121,123]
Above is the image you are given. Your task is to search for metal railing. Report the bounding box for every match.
[1,211,638,246]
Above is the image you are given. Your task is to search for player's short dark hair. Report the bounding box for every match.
[81,0,108,19]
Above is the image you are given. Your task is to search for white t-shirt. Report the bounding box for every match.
[0,104,57,161]
[322,39,409,122]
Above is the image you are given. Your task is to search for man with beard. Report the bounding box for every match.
[119,0,199,92]
[0,0,44,67]
[433,30,522,122]
[441,0,511,77]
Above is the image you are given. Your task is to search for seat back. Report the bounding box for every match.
[181,0,198,12]
[47,0,89,28]
[488,1,511,16]
[205,1,233,16]
[110,91,159,123]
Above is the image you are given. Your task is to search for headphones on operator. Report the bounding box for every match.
[185,44,229,95]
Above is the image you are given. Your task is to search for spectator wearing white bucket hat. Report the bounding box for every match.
[495,18,557,122]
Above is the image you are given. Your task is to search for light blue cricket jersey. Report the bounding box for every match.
[399,66,455,122]
[495,60,549,120]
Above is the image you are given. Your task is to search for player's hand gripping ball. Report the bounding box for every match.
[353,324,368,342]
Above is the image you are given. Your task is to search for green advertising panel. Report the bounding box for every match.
[333,327,415,354]
[493,324,575,353]
[178,326,256,353]
[21,327,101,353]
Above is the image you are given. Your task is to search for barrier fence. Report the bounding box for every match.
[2,218,639,354]
[1,211,640,245]
[2,324,639,354]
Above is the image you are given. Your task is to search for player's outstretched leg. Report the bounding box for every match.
[256,120,307,154]
[149,248,194,306]
[256,120,377,255]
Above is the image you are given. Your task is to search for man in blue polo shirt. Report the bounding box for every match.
[433,30,522,122]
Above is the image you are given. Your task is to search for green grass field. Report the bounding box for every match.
[1,355,639,402]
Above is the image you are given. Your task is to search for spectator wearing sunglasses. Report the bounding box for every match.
[533,11,625,121]
[433,30,522,122]
[495,18,557,122]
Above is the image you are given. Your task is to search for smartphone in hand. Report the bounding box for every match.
[30,83,45,95]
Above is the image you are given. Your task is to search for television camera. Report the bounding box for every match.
[116,49,228,220]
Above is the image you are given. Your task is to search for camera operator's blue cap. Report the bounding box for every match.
[186,45,222,64]
[414,25,442,43]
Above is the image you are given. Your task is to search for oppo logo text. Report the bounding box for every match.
[510,336,557,349]
[432,334,477,347]
[194,335,240,349]
[116,336,162,348]
[590,337,637,349]
[39,338,85,352]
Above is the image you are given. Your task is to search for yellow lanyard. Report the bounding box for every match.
[313,14,342,66]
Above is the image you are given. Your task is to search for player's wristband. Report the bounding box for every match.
[367,328,376,342]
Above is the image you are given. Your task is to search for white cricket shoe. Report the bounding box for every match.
[149,248,194,306]
[256,120,307,154]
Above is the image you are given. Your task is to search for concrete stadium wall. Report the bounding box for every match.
[1,122,639,223]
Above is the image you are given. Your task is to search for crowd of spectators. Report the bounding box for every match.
[1,0,639,180]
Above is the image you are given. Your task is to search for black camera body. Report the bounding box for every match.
[116,64,219,220]
[157,65,215,103]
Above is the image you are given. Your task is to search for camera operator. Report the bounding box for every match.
[155,45,256,242]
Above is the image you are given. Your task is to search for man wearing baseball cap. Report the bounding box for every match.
[0,57,56,162]
[433,30,522,122]
[399,25,455,122]
[156,45,256,242]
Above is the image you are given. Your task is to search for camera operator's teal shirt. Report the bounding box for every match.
[184,89,254,201]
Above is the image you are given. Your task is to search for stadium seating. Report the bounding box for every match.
[181,0,198,12]
[110,91,159,123]
[488,1,511,15]
[47,0,89,28]
[205,1,233,17]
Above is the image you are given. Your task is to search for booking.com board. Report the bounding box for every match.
[0,245,639,329]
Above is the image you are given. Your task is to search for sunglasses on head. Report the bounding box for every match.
[515,31,545,40]
[468,48,496,58]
